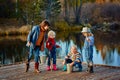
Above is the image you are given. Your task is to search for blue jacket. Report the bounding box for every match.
[84,36,94,50]
[27,25,40,49]
[83,36,94,62]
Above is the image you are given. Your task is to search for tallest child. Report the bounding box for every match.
[26,20,50,73]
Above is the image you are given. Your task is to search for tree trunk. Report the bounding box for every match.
[74,0,82,24]
[64,0,69,23]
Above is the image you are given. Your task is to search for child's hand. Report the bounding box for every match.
[58,45,61,48]
[86,37,91,42]
[76,60,80,62]
[65,56,68,59]
[26,41,31,47]
[47,42,50,45]
[62,61,65,65]
[70,62,74,66]
[56,45,60,48]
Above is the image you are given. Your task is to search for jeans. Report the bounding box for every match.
[73,61,82,70]
[65,59,82,71]
[47,46,56,66]
[85,45,93,65]
[28,46,40,63]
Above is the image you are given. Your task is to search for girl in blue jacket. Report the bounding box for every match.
[81,27,94,73]
[26,20,50,73]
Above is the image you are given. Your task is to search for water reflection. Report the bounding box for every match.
[0,31,120,66]
[0,36,28,65]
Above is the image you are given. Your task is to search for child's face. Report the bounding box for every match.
[49,34,55,38]
[71,47,77,54]
[44,25,49,30]
[82,32,88,37]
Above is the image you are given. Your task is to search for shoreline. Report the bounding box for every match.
[0,60,120,80]
[0,24,120,36]
[1,59,120,69]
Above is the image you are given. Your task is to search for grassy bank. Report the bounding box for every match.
[0,25,82,36]
[54,21,83,31]
[0,22,83,36]
[0,25,31,36]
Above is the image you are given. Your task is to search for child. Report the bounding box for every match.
[46,30,60,71]
[81,27,94,73]
[25,20,50,73]
[62,45,82,72]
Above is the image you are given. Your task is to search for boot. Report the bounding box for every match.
[89,66,94,73]
[89,62,94,73]
[25,61,29,72]
[35,62,41,73]
[87,64,90,72]
[47,66,50,71]
[63,65,67,71]
[53,64,58,71]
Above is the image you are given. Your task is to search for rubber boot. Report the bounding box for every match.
[89,66,94,73]
[53,64,58,71]
[87,64,90,72]
[35,62,40,73]
[63,65,67,71]
[25,61,29,72]
[47,66,50,71]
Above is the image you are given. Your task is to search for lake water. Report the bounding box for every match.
[0,31,120,67]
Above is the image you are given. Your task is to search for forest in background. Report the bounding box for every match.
[0,0,120,33]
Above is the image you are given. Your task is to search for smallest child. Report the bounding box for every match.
[46,30,60,71]
[62,45,82,72]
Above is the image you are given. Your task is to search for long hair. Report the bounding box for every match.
[40,20,50,27]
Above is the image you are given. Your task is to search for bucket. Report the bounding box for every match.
[67,64,72,73]
[40,56,46,64]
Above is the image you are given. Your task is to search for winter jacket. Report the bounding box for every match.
[46,38,60,50]
[68,52,82,62]
[84,36,94,50]
[27,25,41,49]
